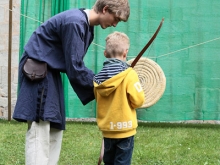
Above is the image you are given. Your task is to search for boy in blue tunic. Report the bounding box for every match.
[13,0,130,164]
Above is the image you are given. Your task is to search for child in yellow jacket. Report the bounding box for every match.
[94,31,145,165]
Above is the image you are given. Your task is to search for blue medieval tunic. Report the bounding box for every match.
[13,9,94,130]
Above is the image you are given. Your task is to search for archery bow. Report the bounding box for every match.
[97,18,164,165]
[131,18,164,67]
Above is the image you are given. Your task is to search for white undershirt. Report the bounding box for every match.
[84,9,90,25]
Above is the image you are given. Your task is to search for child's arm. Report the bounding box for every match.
[127,70,145,109]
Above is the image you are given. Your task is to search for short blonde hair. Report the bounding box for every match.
[105,31,130,58]
[93,0,130,21]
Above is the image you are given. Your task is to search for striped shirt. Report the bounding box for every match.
[94,58,130,84]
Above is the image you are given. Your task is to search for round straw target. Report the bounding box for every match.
[127,57,166,108]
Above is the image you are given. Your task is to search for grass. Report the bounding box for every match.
[1,119,220,165]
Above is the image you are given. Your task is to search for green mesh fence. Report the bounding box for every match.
[20,0,220,121]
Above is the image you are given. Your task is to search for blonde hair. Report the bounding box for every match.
[93,0,130,21]
[105,31,130,58]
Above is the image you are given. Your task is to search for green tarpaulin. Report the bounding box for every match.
[20,0,220,121]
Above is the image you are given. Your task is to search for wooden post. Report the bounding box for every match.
[8,0,13,121]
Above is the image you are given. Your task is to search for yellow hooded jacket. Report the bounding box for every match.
[94,67,145,138]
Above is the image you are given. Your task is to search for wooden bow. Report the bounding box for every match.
[131,18,164,67]
[97,139,104,165]
[97,18,164,165]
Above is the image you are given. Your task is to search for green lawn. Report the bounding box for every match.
[0,119,220,165]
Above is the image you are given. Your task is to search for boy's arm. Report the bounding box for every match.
[127,70,145,109]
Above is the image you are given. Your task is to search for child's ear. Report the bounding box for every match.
[123,53,126,58]
[122,49,128,60]
[104,50,108,58]
[124,49,128,57]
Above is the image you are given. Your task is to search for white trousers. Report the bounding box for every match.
[25,120,63,165]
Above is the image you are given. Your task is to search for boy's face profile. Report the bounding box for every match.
[99,6,121,29]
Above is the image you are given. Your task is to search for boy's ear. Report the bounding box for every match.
[124,49,128,57]
[122,50,127,60]
[104,50,108,57]
[102,6,108,14]
[123,53,127,59]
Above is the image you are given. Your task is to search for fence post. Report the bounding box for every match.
[8,0,13,121]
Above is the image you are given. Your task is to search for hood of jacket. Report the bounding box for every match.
[94,67,132,97]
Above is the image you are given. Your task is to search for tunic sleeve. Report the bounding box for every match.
[61,22,95,105]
